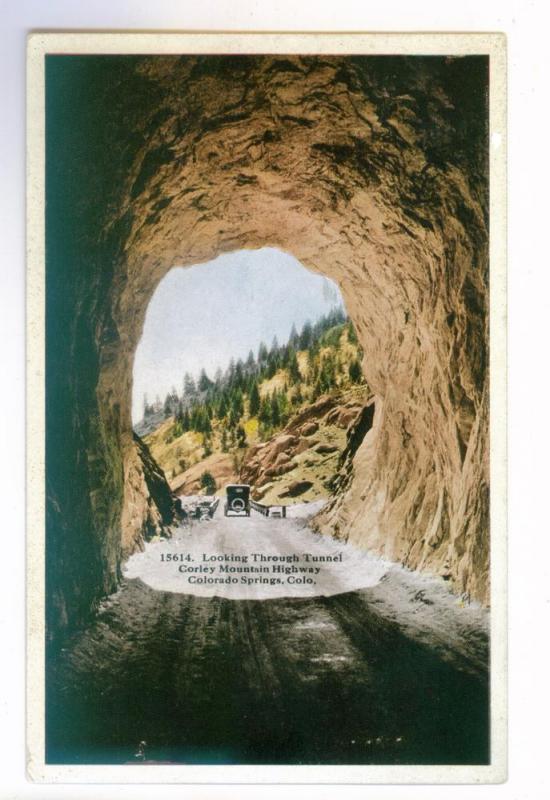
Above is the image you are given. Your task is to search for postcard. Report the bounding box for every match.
[26,31,507,784]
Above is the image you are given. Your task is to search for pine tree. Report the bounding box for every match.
[231,388,244,418]
[236,425,247,448]
[299,320,313,350]
[349,359,363,384]
[312,379,323,400]
[293,385,303,406]
[249,381,260,416]
[234,359,244,389]
[217,393,228,419]
[258,396,271,426]
[221,426,229,453]
[287,347,301,383]
[271,392,281,427]
[228,406,239,428]
[319,353,336,392]
[246,349,256,372]
[183,372,196,397]
[198,368,212,392]
[278,390,290,424]
[266,356,277,379]
[279,344,289,368]
[258,341,268,364]
[202,433,213,458]
[307,350,319,385]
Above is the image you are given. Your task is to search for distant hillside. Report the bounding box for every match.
[137,310,368,501]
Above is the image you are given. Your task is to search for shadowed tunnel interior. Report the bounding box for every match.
[47,581,489,765]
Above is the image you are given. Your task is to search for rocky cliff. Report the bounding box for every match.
[122,433,176,553]
[46,54,489,642]
[241,392,368,504]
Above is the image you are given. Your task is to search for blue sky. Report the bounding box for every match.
[132,248,344,421]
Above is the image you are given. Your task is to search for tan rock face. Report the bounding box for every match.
[300,422,319,437]
[170,452,238,496]
[241,392,364,493]
[47,54,489,639]
[122,433,176,554]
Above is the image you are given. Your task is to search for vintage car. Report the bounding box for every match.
[224,484,251,517]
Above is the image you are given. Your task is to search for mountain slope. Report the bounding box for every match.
[139,314,368,502]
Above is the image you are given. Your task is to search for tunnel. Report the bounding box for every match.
[45,53,489,645]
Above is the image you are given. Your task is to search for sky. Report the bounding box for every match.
[132,248,344,422]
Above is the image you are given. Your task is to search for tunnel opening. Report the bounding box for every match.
[129,247,372,531]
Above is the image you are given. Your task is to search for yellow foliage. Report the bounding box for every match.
[244,417,259,439]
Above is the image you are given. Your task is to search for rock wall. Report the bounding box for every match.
[46,54,489,641]
[121,433,176,554]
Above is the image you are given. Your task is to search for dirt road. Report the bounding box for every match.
[47,506,489,765]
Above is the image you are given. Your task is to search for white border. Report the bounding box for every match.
[26,31,507,785]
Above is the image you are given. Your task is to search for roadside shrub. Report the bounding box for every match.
[200,471,217,495]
